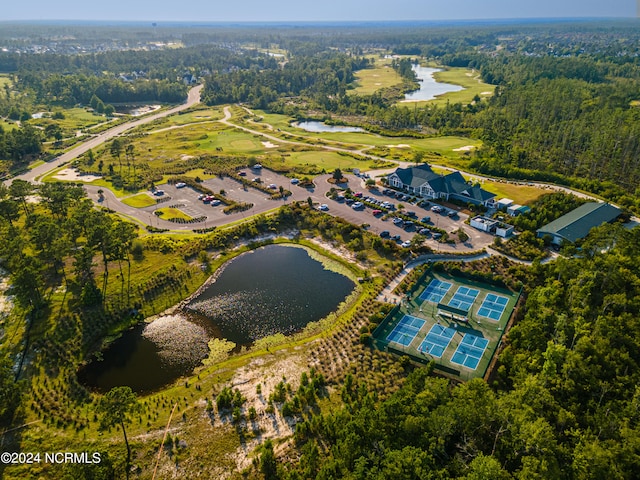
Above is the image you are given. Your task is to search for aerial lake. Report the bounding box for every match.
[78,244,355,393]
[402,65,464,102]
[295,121,365,133]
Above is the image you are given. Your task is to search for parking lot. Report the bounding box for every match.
[113,168,493,251]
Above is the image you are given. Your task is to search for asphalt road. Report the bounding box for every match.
[6,85,203,186]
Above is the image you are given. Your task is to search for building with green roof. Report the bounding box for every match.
[536,202,621,245]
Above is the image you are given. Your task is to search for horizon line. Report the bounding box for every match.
[0,16,636,25]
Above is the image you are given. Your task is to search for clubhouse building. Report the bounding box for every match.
[387,164,496,207]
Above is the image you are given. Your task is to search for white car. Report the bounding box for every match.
[319,204,329,211]
[268,183,277,189]
[290,178,300,184]
[175,182,187,188]
[401,240,412,248]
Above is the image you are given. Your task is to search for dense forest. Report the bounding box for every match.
[259,223,640,479]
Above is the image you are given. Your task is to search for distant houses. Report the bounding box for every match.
[386,164,496,207]
[536,202,621,245]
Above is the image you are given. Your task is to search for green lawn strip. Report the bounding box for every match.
[121,193,157,208]
[155,207,193,221]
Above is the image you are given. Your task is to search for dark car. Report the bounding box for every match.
[420,216,431,224]
[403,221,415,230]
[406,211,417,217]
[391,234,401,241]
[379,230,390,238]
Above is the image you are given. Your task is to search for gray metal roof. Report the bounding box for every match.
[536,202,621,243]
[391,165,495,203]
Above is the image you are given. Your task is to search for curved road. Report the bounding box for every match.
[7,85,203,186]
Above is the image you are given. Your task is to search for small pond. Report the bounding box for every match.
[402,65,464,102]
[295,121,364,133]
[79,245,355,393]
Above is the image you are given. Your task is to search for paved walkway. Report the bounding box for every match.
[377,251,490,304]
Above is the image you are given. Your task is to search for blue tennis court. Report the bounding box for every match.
[419,279,452,303]
[451,334,489,369]
[477,293,509,321]
[418,324,455,358]
[447,286,480,312]
[387,315,425,347]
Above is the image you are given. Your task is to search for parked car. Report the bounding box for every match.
[403,221,415,230]
[268,184,277,189]
[401,240,412,248]
[448,210,458,218]
[352,202,364,210]
[433,233,443,240]
[290,178,299,184]
[354,192,363,198]
[175,182,186,188]
[391,234,401,241]
[345,198,355,205]
[379,230,390,238]
[336,194,345,202]
[431,205,442,213]
[252,163,262,169]
[372,209,382,215]
[418,228,431,235]
[406,211,417,217]
[252,178,261,183]
[153,190,165,196]
[238,171,247,176]
[392,217,404,225]
[210,200,221,206]
[319,204,329,211]
[420,216,431,224]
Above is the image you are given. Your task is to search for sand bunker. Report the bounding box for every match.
[261,141,279,148]
[453,145,476,152]
[481,91,492,95]
[180,154,196,160]
[53,168,101,182]
[386,144,411,148]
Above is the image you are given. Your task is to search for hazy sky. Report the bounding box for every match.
[2,0,636,22]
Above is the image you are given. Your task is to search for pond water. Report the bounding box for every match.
[78,245,355,393]
[402,65,464,102]
[295,121,364,133]
[114,104,161,116]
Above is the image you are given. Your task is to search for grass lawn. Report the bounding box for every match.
[480,181,548,205]
[429,68,495,106]
[350,57,403,95]
[121,193,156,208]
[0,118,18,131]
[125,124,266,161]
[155,207,193,221]
[29,107,110,136]
[266,150,378,174]
[145,107,224,129]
